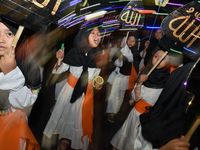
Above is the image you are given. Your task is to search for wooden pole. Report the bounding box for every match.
[137,51,168,87]
[9,25,24,56]
[125,31,129,44]
[184,115,200,142]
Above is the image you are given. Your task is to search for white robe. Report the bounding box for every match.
[111,84,162,150]
[106,44,133,114]
[43,62,101,150]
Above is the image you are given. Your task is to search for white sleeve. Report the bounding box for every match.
[52,62,69,74]
[131,84,144,102]
[0,67,38,109]
[114,59,123,67]
[0,66,25,91]
[121,44,133,62]
[132,85,162,105]
[9,86,38,109]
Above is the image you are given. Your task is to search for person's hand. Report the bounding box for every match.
[94,82,103,90]
[122,42,126,48]
[56,48,65,69]
[118,54,123,62]
[159,136,190,150]
[93,76,104,90]
[0,47,16,75]
[56,48,64,60]
[145,40,150,49]
[135,74,148,99]
[138,74,148,83]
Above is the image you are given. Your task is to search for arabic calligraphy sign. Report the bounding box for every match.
[118,0,145,29]
[160,0,200,60]
[0,0,71,32]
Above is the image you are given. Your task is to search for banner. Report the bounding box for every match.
[118,0,145,30]
[160,0,200,60]
[0,0,72,31]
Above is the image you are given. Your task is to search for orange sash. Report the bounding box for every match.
[170,66,179,73]
[67,73,79,88]
[134,66,179,114]
[139,65,145,72]
[134,99,152,114]
[128,65,138,96]
[81,80,94,143]
[0,110,40,150]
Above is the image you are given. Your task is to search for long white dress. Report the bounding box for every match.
[43,62,101,150]
[106,44,133,114]
[111,84,162,150]
[0,66,39,150]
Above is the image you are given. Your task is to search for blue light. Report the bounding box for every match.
[139,36,150,42]
[102,27,119,32]
[146,26,161,29]
[183,47,197,54]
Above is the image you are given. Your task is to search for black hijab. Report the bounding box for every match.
[140,62,195,148]
[142,47,170,88]
[63,25,100,67]
[0,16,41,89]
[63,25,101,103]
[127,34,140,73]
[0,17,18,35]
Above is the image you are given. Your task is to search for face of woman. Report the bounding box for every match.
[127,36,136,48]
[0,22,15,56]
[152,50,169,69]
[88,27,101,48]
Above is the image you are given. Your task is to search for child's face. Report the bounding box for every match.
[154,29,163,40]
[88,27,101,48]
[152,50,169,69]
[127,36,136,48]
[0,22,15,56]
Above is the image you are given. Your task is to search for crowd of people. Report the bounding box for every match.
[1,13,200,150]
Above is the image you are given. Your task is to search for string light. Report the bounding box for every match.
[85,11,107,21]
[139,36,150,42]
[102,27,119,32]
[170,48,183,54]
[183,47,197,54]
[99,30,115,35]
[80,3,101,11]
[146,26,160,29]
[109,1,128,3]
[58,13,76,25]
[195,17,200,21]
[167,2,184,7]
[98,33,111,38]
[125,24,144,27]
[85,25,103,31]
[97,5,115,11]
[153,13,168,15]
[137,10,157,14]
[69,0,82,6]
